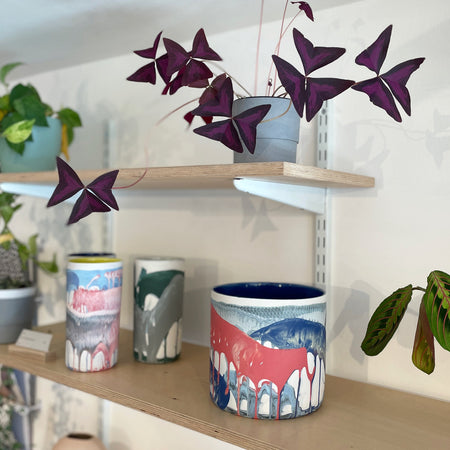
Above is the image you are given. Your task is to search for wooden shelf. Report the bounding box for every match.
[0,322,448,450]
[0,162,374,190]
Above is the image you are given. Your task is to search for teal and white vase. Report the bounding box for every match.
[133,257,185,363]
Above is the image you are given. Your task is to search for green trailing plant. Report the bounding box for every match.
[361,270,450,374]
[0,62,82,159]
[0,367,21,450]
[0,191,58,288]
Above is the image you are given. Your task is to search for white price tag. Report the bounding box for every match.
[15,329,53,353]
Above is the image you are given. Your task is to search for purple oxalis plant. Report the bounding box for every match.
[47,1,424,224]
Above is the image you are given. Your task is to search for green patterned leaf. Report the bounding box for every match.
[423,270,450,351]
[361,284,413,356]
[2,119,35,144]
[412,297,435,374]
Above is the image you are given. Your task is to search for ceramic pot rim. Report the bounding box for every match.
[212,282,325,307]
[67,258,122,270]
[135,256,185,262]
[0,286,36,299]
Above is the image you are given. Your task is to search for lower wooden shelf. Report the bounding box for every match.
[0,322,448,450]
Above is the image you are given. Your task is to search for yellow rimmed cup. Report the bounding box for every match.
[65,256,123,372]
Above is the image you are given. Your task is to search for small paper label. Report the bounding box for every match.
[15,329,53,353]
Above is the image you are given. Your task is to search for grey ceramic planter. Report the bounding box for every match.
[0,286,36,343]
[232,97,300,163]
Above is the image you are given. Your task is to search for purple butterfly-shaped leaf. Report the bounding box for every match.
[163,38,190,77]
[162,66,186,95]
[291,1,314,21]
[47,157,84,206]
[127,62,158,84]
[273,54,353,121]
[191,28,222,61]
[155,53,171,84]
[352,77,401,121]
[192,76,271,153]
[305,77,354,121]
[272,55,306,118]
[355,26,392,75]
[184,75,228,126]
[181,59,214,86]
[86,171,119,211]
[68,190,111,225]
[133,31,162,59]
[293,29,346,76]
[194,119,243,152]
[47,157,119,225]
[233,104,271,153]
[163,29,221,88]
[127,32,163,85]
[191,76,234,118]
[352,26,425,121]
[381,58,425,116]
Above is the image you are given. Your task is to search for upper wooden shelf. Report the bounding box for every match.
[0,162,374,190]
[0,322,448,450]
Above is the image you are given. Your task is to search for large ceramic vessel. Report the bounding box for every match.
[210,282,326,419]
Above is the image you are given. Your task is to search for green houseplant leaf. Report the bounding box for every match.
[423,270,450,351]
[361,284,413,356]
[2,119,35,144]
[412,297,435,374]
[0,62,22,87]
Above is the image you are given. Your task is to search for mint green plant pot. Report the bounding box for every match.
[0,117,62,172]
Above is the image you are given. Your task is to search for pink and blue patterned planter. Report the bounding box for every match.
[210,282,326,419]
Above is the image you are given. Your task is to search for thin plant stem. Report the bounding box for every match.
[266,10,302,96]
[155,97,201,126]
[208,61,253,97]
[412,286,427,293]
[266,0,289,96]
[254,0,265,96]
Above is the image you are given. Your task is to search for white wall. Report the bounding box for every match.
[13,0,449,448]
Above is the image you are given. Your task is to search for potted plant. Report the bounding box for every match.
[0,191,58,343]
[126,1,425,162]
[361,270,450,374]
[46,1,425,225]
[0,62,82,173]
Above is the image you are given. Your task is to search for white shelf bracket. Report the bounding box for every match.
[0,182,54,199]
[315,102,331,290]
[0,182,77,203]
[233,178,325,214]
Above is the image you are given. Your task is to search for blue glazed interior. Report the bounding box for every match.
[213,282,324,299]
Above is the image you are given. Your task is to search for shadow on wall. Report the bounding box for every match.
[328,281,422,371]
[183,258,220,346]
[426,109,450,167]
[327,282,373,366]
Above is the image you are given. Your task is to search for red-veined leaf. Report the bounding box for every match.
[412,297,435,374]
[361,284,413,356]
[423,270,450,351]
